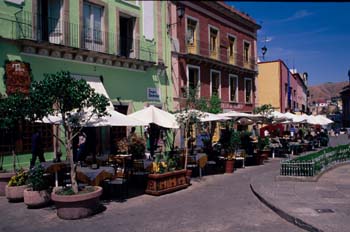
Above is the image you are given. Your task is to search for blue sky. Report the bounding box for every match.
[227,2,350,86]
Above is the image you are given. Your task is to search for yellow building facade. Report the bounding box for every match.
[257,62,281,111]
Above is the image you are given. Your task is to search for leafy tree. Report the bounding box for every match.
[207,93,222,114]
[253,104,274,116]
[0,92,32,172]
[30,71,109,193]
[176,87,223,169]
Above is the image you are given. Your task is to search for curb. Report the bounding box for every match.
[250,183,323,232]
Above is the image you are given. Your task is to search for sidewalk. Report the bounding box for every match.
[251,150,350,232]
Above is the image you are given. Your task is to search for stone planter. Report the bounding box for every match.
[225,160,235,173]
[51,186,103,220]
[5,185,27,202]
[24,188,51,208]
[186,169,192,185]
[146,169,189,196]
[0,172,15,196]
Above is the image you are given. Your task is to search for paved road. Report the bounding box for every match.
[3,135,347,232]
[0,164,302,232]
[251,135,350,232]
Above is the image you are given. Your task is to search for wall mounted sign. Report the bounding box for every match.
[147,87,160,101]
[5,61,31,95]
[4,0,24,5]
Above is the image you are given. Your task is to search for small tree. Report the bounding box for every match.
[253,104,274,123]
[0,93,31,172]
[30,71,109,193]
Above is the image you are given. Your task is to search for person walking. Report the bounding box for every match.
[30,130,46,168]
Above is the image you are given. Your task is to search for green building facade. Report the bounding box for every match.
[0,0,173,155]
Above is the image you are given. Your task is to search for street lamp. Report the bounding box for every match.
[348,69,350,84]
[303,72,308,85]
[261,45,267,60]
[167,5,185,32]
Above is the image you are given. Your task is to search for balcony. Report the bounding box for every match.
[174,38,257,72]
[9,11,156,66]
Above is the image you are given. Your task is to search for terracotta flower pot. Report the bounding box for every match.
[24,188,51,208]
[225,160,235,173]
[5,185,27,202]
[51,186,103,220]
[0,172,15,196]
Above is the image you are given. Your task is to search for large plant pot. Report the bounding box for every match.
[5,185,27,202]
[146,169,189,196]
[24,188,51,208]
[186,169,192,185]
[0,172,15,196]
[225,160,235,173]
[260,149,270,162]
[51,186,103,220]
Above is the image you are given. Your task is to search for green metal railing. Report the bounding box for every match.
[280,144,350,176]
[1,11,157,63]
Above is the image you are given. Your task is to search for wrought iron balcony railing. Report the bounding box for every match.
[173,38,257,71]
[10,11,157,62]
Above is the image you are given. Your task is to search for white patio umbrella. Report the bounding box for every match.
[315,115,333,125]
[128,105,179,129]
[178,109,229,122]
[200,112,230,122]
[81,109,148,127]
[220,110,261,119]
[307,115,333,125]
[37,108,147,127]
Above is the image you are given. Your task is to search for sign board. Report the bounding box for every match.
[147,88,161,101]
[4,0,24,5]
[5,61,31,95]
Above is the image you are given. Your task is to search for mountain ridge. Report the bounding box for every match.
[309,81,348,103]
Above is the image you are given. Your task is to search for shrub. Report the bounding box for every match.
[27,164,49,191]
[8,169,28,187]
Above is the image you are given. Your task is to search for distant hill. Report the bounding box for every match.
[309,81,348,103]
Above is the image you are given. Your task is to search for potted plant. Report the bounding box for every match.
[224,130,241,173]
[257,137,270,164]
[24,164,51,208]
[146,154,188,196]
[5,169,28,202]
[128,136,146,159]
[30,71,108,219]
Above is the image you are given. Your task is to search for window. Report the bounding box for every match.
[142,1,154,40]
[187,65,200,96]
[243,41,250,63]
[209,27,218,55]
[186,19,197,45]
[210,70,221,97]
[228,36,236,57]
[83,2,103,43]
[245,78,252,104]
[229,75,238,102]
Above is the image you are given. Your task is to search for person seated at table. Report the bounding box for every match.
[290,125,296,138]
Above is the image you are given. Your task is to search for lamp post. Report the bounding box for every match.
[303,72,308,113]
[167,4,185,33]
[261,45,267,60]
[348,69,350,85]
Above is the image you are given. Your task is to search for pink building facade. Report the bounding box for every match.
[169,1,260,113]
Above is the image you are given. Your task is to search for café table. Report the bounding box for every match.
[41,161,69,187]
[76,166,115,186]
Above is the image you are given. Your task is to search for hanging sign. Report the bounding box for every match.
[5,61,31,95]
